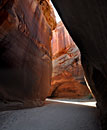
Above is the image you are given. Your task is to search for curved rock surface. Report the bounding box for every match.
[0,0,56,108]
[51,0,107,129]
[48,22,90,98]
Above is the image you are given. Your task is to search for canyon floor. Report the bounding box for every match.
[0,99,101,130]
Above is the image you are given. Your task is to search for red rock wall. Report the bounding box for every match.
[48,22,90,98]
[51,22,72,56]
[0,0,56,108]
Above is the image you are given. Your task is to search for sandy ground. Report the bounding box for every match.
[0,100,101,130]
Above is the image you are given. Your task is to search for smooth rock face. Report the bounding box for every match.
[51,0,107,129]
[0,0,56,108]
[48,22,90,98]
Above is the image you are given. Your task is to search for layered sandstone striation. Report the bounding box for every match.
[0,0,56,108]
[48,22,90,98]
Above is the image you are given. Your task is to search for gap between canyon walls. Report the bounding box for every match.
[48,21,90,99]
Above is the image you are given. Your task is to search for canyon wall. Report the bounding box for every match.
[0,0,56,108]
[48,22,90,98]
[51,0,107,129]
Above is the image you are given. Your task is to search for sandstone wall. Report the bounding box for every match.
[0,0,56,108]
[48,22,90,98]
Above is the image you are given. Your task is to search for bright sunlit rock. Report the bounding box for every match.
[46,98,96,107]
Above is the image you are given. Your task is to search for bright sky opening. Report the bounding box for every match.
[50,1,61,23]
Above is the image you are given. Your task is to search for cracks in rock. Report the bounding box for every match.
[16,10,52,60]
[17,13,30,37]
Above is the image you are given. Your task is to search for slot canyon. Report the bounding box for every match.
[0,0,106,130]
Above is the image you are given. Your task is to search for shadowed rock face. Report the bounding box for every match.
[0,0,56,108]
[48,22,90,98]
[51,0,107,129]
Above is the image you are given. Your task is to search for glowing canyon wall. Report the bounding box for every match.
[48,22,90,98]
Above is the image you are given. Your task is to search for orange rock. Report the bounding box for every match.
[48,22,90,98]
[48,71,90,98]
[0,0,56,108]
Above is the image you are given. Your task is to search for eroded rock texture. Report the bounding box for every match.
[51,0,107,129]
[48,22,90,98]
[0,0,56,108]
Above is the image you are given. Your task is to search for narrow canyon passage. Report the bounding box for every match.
[0,0,106,129]
[0,101,101,130]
